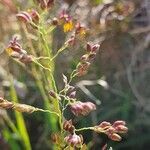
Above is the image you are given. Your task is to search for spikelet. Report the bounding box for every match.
[0,97,37,113]
[13,103,37,113]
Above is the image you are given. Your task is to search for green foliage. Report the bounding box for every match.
[10,77,31,150]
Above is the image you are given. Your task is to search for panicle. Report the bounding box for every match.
[5,36,32,64]
[93,120,128,142]
[76,42,100,76]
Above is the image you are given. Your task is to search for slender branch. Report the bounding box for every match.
[50,44,68,61]
[35,108,60,117]
[75,127,94,132]
[32,58,52,72]
[34,56,51,61]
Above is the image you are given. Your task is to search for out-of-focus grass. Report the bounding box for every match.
[10,76,31,150]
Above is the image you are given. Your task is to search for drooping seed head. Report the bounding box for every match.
[16,11,32,23]
[115,125,128,133]
[91,44,100,53]
[63,120,75,134]
[65,134,83,148]
[51,17,58,26]
[30,10,40,23]
[86,42,92,52]
[70,101,96,116]
[98,121,111,129]
[68,91,76,99]
[108,133,122,141]
[113,120,126,127]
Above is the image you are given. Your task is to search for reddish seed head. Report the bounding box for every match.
[63,120,75,134]
[68,91,76,99]
[59,10,71,22]
[106,126,116,135]
[19,55,33,64]
[11,52,21,59]
[65,134,83,148]
[16,11,32,23]
[6,36,32,64]
[10,45,22,53]
[115,125,128,133]
[51,133,60,143]
[91,44,100,53]
[30,10,40,23]
[113,120,126,127]
[86,42,92,52]
[52,17,58,26]
[109,133,122,141]
[82,102,96,110]
[94,120,128,142]
[76,62,91,76]
[70,101,96,116]
[98,121,111,128]
[66,35,75,46]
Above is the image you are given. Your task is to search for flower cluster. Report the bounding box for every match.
[94,120,128,141]
[64,134,83,148]
[76,42,100,76]
[70,101,96,116]
[5,36,32,63]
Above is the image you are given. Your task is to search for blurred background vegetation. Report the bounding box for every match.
[0,0,150,149]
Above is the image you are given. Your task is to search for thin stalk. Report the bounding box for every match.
[50,44,68,61]
[75,127,94,132]
[36,108,59,117]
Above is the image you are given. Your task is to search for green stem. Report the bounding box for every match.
[34,56,51,61]
[75,127,94,132]
[50,44,68,61]
[32,58,52,72]
[35,108,60,117]
[4,116,20,136]
[40,27,62,131]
